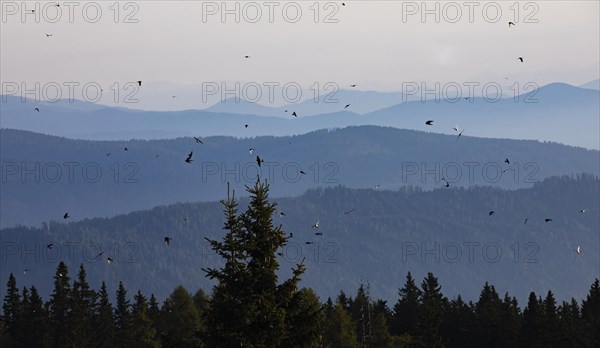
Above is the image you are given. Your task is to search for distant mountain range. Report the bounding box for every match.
[1,126,598,228]
[2,82,598,149]
[1,174,597,305]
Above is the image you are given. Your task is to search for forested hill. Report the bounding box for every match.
[1,126,598,228]
[1,174,598,304]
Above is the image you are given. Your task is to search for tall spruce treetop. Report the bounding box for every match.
[94,282,115,348]
[581,278,600,346]
[203,179,306,347]
[416,272,446,348]
[2,273,21,344]
[70,264,97,347]
[391,271,422,336]
[48,261,72,347]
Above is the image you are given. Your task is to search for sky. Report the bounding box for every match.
[1,1,599,108]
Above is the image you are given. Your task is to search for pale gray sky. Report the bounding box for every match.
[1,1,598,108]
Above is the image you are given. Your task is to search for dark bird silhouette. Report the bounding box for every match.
[155,154,160,158]
[524,218,528,224]
[518,57,524,62]
[124,147,129,151]
[277,252,284,257]
[164,237,172,245]
[292,112,297,117]
[107,257,113,264]
[137,81,142,86]
[315,232,323,236]
[305,241,314,245]
[183,218,188,222]
[46,243,54,249]
[185,151,193,163]
[489,211,495,216]
[45,33,52,37]
[456,129,465,141]
[344,208,354,215]
[350,84,356,87]
[193,136,203,144]
[342,2,345,6]
[34,107,39,112]
[94,251,105,259]
[256,155,264,167]
[425,120,434,125]
[244,55,250,58]
[106,153,111,156]
[441,178,450,188]
[63,212,70,219]
[23,269,31,275]
[279,212,286,218]
[580,208,587,213]
[545,218,553,222]
[505,158,510,165]
[300,170,306,175]
[245,124,249,128]
[508,21,515,27]
[345,104,350,108]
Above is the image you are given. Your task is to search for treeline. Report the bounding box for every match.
[1,179,599,347]
[1,264,599,347]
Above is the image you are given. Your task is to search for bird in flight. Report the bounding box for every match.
[456,130,465,141]
[300,170,307,175]
[345,104,351,109]
[315,232,323,236]
[107,257,114,264]
[312,220,320,229]
[524,218,528,224]
[574,246,581,254]
[344,208,354,215]
[375,184,381,189]
[63,212,70,219]
[256,155,264,167]
[34,107,40,112]
[504,158,510,165]
[508,21,515,27]
[489,211,495,216]
[545,218,553,222]
[185,151,193,163]
[45,33,52,37]
[137,81,142,86]
[350,84,356,87]
[164,237,172,245]
[244,55,250,58]
[579,208,587,213]
[517,57,524,62]
[245,124,249,128]
[305,241,314,245]
[124,146,129,151]
[23,269,31,275]
[249,148,255,155]
[292,112,298,117]
[425,120,434,126]
[193,136,203,144]
[183,217,188,222]
[441,178,450,188]
[452,125,459,132]
[106,153,111,156]
[46,243,54,249]
[342,2,346,6]
[94,251,105,260]
[279,212,286,218]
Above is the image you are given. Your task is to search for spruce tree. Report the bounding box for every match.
[130,290,160,348]
[280,288,324,347]
[94,282,115,348]
[114,281,132,348]
[391,272,421,337]
[520,292,545,348]
[581,279,600,346]
[203,179,306,347]
[542,290,560,346]
[28,286,49,346]
[473,282,503,347]
[323,303,360,348]
[48,261,72,347]
[69,264,97,347]
[1,273,21,346]
[415,272,446,348]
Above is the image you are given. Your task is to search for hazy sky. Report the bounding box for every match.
[1,1,598,102]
